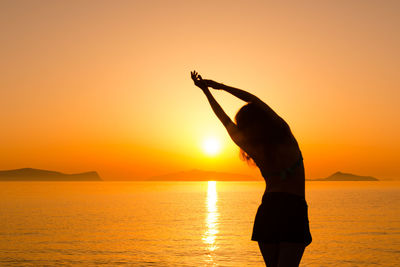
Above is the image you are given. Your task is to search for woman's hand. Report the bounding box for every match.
[191,70,208,91]
[190,70,234,131]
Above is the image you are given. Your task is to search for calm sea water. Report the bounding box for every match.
[0,181,399,266]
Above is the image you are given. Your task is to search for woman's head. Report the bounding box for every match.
[235,103,290,164]
[235,103,267,134]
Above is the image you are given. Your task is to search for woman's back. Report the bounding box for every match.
[259,141,305,197]
[246,130,305,196]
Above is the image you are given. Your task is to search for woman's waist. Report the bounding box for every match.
[264,176,305,197]
[262,190,305,201]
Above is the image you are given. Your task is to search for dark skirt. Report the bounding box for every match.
[251,192,312,246]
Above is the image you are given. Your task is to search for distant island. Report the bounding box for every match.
[0,168,102,181]
[314,171,379,181]
[149,169,260,181]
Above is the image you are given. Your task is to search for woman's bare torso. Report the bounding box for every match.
[246,136,305,197]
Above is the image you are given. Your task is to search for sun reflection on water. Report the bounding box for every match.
[203,181,219,256]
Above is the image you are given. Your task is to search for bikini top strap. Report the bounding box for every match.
[262,151,304,180]
[280,152,303,180]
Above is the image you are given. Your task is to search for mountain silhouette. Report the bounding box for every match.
[0,168,102,181]
[315,171,378,181]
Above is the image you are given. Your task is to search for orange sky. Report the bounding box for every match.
[1,1,399,180]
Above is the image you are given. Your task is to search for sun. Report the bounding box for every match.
[202,137,221,156]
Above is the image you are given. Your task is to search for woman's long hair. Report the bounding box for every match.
[234,103,290,165]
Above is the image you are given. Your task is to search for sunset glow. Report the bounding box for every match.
[1,1,400,266]
[202,138,221,156]
[0,1,399,180]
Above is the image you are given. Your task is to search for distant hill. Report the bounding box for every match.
[149,169,259,181]
[0,168,102,181]
[315,171,379,181]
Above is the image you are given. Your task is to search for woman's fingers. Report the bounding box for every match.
[191,71,197,81]
[191,70,205,83]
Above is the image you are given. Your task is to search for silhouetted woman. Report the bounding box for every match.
[191,71,312,267]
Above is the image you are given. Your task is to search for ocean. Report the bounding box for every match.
[0,181,399,266]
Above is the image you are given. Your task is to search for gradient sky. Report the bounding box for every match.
[1,0,399,180]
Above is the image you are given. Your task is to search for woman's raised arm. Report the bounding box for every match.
[191,71,245,147]
[204,79,279,118]
[204,80,258,102]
